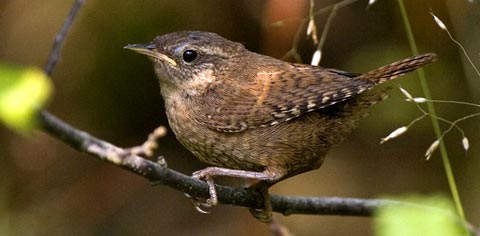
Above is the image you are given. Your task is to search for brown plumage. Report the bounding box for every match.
[125,31,437,219]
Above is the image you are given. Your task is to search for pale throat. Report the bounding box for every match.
[183,68,216,96]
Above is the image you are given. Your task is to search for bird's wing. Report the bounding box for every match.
[201,64,375,133]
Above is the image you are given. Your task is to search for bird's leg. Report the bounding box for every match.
[191,166,284,209]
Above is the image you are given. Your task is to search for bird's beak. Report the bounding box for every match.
[124,43,177,66]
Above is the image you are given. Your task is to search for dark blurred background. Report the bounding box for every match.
[1,0,479,235]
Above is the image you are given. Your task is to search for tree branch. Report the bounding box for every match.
[39,110,393,216]
[38,113,480,234]
[44,0,85,76]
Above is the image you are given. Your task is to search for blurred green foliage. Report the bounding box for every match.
[0,64,52,132]
[375,195,466,236]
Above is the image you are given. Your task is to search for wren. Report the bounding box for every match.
[125,31,436,218]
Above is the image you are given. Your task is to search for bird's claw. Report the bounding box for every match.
[184,193,212,214]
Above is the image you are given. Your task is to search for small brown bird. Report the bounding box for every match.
[125,31,436,218]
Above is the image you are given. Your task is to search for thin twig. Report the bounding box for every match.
[317,4,338,53]
[280,0,360,63]
[44,0,85,76]
[310,4,338,65]
[429,11,480,79]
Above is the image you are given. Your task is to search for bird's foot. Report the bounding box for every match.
[248,184,273,223]
[189,166,283,218]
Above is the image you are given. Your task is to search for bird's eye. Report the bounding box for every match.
[182,50,198,62]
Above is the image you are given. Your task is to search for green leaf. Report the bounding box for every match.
[0,64,52,132]
[374,195,467,236]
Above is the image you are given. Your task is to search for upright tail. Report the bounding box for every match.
[356,53,438,84]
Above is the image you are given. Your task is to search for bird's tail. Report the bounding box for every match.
[356,53,437,84]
